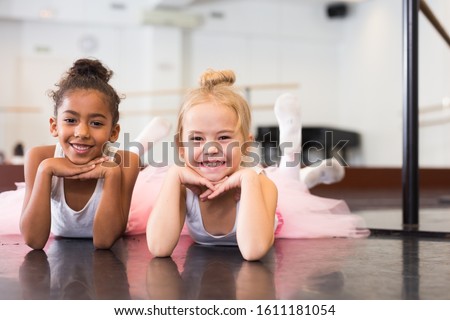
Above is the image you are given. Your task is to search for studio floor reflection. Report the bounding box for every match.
[1,231,450,300]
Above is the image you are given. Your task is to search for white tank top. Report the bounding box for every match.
[184,166,277,246]
[185,189,239,246]
[50,143,104,238]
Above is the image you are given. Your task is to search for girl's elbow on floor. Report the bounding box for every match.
[147,236,175,257]
[239,238,274,261]
[240,247,270,261]
[148,243,174,258]
[21,226,48,250]
[93,235,118,250]
[23,235,47,250]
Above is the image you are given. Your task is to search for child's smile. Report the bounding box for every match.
[181,102,244,182]
[50,89,119,165]
[200,160,226,168]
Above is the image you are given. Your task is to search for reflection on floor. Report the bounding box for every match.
[1,229,450,300]
[356,208,450,233]
[2,167,450,300]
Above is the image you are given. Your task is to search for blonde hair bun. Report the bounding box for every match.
[199,69,236,89]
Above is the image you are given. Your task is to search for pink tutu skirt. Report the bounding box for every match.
[265,167,370,239]
[0,187,24,235]
[127,166,370,239]
[125,166,189,236]
[125,166,167,235]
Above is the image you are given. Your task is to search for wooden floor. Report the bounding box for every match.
[2,231,450,300]
[1,167,450,300]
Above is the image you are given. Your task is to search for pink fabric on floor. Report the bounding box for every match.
[0,187,24,235]
[125,166,189,236]
[125,166,166,235]
[265,166,370,239]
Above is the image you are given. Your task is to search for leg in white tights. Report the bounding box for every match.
[274,93,302,179]
[300,158,345,189]
[129,117,172,156]
[274,92,345,187]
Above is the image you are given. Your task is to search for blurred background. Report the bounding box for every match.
[0,0,449,167]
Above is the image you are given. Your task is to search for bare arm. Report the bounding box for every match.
[20,146,101,249]
[237,171,277,261]
[146,166,187,257]
[20,147,54,249]
[208,169,278,261]
[91,150,140,249]
[146,165,216,257]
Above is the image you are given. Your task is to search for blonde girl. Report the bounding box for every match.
[146,69,278,261]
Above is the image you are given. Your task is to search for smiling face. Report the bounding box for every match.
[50,89,120,165]
[180,102,246,182]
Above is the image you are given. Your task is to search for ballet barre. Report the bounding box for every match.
[418,99,450,126]
[0,106,41,113]
[419,101,450,115]
[419,0,450,48]
[420,116,450,127]
[125,82,300,98]
[416,2,450,127]
[122,82,300,116]
[120,103,292,116]
[120,108,178,116]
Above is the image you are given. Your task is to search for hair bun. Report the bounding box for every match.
[69,58,113,83]
[199,69,235,89]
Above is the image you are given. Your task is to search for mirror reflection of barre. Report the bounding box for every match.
[418,0,450,127]
[419,98,450,127]
[420,0,450,48]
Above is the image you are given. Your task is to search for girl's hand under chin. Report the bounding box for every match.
[42,156,106,178]
[66,157,114,180]
[66,156,118,180]
[175,166,216,199]
[205,169,257,201]
[197,176,228,201]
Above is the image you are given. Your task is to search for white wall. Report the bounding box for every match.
[336,0,450,167]
[417,0,450,167]
[186,0,344,160]
[0,20,155,159]
[338,0,403,166]
[0,20,21,159]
